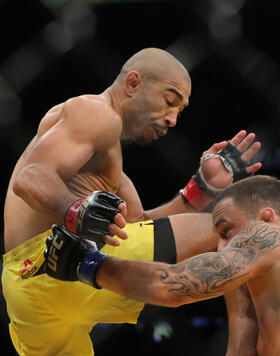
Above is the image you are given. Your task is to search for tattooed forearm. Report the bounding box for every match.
[154,222,280,300]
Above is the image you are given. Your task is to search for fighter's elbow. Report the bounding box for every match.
[13,164,37,198]
[153,290,187,308]
[13,172,27,198]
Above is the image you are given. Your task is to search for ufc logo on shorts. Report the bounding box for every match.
[47,236,64,272]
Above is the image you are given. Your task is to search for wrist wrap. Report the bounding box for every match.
[180,176,213,211]
[77,250,108,289]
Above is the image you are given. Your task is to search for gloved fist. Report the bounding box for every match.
[45,224,107,288]
[65,191,127,247]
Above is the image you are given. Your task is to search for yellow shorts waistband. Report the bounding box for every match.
[3,230,51,264]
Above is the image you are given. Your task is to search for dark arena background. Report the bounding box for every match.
[0,0,280,355]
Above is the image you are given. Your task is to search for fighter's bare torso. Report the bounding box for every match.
[248,264,280,356]
[4,95,132,252]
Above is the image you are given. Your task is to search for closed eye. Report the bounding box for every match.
[215,224,230,240]
[220,229,231,240]
[166,99,174,106]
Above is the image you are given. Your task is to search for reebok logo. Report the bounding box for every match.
[19,259,39,280]
[20,259,34,274]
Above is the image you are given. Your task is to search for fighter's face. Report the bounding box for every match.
[212,198,251,251]
[125,79,190,145]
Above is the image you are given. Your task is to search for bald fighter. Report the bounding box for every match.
[2,47,260,355]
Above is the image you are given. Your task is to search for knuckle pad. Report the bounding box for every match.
[78,190,123,244]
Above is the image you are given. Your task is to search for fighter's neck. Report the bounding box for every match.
[102,87,130,140]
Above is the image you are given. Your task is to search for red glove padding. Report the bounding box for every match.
[180,177,213,211]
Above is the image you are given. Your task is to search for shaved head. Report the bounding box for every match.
[117,47,191,88]
[110,47,192,145]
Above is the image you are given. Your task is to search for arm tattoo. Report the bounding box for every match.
[154,222,280,299]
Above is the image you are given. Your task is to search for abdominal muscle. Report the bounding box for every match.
[4,161,120,253]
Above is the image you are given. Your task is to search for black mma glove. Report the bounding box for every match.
[180,141,252,212]
[45,224,108,288]
[65,191,124,246]
[217,141,251,180]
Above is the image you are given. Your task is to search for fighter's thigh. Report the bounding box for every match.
[9,315,93,356]
[169,212,219,262]
[104,219,176,265]
[3,276,94,356]
[101,220,154,262]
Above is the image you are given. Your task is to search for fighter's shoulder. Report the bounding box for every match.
[228,222,280,275]
[65,95,121,126]
[64,95,122,148]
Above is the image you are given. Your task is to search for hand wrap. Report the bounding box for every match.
[180,141,252,211]
[65,191,124,246]
[45,225,107,288]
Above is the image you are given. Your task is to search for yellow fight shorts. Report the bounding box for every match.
[1,218,176,356]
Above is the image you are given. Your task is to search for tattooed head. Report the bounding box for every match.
[214,175,280,218]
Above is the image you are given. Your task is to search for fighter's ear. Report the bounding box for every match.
[259,207,276,223]
[125,71,141,95]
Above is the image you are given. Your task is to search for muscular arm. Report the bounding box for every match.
[118,131,262,222]
[96,222,280,307]
[143,195,194,219]
[116,172,195,223]
[13,97,122,222]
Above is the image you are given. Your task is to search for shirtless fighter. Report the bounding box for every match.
[53,175,280,356]
[2,47,260,355]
